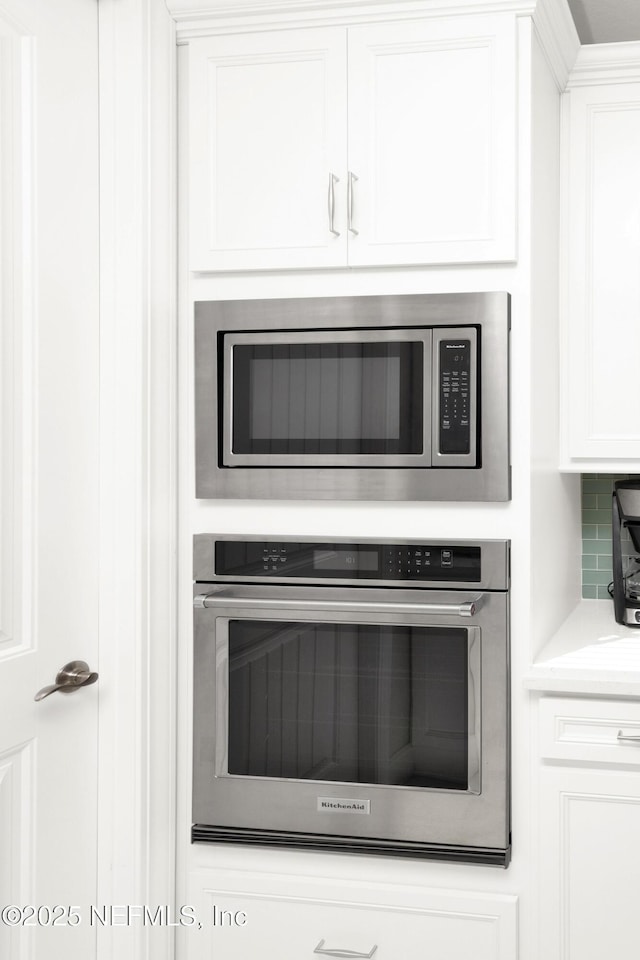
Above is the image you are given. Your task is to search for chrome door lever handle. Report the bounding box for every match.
[34,660,99,701]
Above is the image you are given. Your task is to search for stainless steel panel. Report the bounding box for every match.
[222,329,432,468]
[209,610,483,798]
[192,581,509,852]
[191,824,510,864]
[194,292,510,502]
[193,534,510,591]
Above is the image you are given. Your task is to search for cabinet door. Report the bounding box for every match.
[346,15,516,267]
[188,29,347,271]
[562,82,640,465]
[539,765,640,960]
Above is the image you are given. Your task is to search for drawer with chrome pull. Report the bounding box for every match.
[539,696,640,765]
[186,870,517,960]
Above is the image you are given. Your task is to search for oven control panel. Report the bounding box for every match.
[383,545,461,579]
[213,540,481,584]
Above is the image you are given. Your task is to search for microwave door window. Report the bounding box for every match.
[226,620,469,791]
[231,342,424,456]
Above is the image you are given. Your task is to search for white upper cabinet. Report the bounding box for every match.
[561,48,640,468]
[187,14,517,272]
[346,15,516,267]
[188,28,348,271]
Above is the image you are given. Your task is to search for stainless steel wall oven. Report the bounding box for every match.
[192,535,511,865]
[194,292,510,501]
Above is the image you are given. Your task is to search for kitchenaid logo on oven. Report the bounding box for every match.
[317,797,371,815]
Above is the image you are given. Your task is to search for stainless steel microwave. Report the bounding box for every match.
[194,292,510,501]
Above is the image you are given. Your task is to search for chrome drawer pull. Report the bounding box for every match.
[347,171,359,235]
[617,731,640,743]
[328,173,340,237]
[313,940,377,959]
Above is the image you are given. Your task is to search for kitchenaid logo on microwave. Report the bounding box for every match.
[317,797,371,815]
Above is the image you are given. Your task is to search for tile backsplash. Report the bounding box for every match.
[582,474,640,599]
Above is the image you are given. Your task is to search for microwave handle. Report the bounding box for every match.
[194,592,484,618]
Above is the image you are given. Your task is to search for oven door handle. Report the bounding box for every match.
[194,591,484,618]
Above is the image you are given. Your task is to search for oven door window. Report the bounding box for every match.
[225,620,476,792]
[229,338,425,458]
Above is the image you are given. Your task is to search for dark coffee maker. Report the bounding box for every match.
[612,480,640,627]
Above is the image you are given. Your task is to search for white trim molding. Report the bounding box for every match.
[531,0,580,90]
[167,0,580,95]
[167,0,576,47]
[0,18,37,659]
[169,0,537,22]
[97,1,177,958]
[567,40,640,87]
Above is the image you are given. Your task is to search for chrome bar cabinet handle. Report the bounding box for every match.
[328,173,340,236]
[347,171,359,235]
[617,731,640,743]
[313,940,378,959]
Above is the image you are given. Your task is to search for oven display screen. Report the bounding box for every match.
[214,540,481,582]
[313,549,379,573]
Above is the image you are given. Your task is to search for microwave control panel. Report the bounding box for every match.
[213,540,482,583]
[438,339,471,455]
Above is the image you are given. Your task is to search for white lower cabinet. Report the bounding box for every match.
[185,868,517,960]
[538,696,640,960]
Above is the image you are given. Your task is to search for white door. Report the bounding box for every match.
[0,0,100,956]
[346,14,517,267]
[188,27,348,271]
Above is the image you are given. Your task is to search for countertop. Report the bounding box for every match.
[525,599,640,696]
